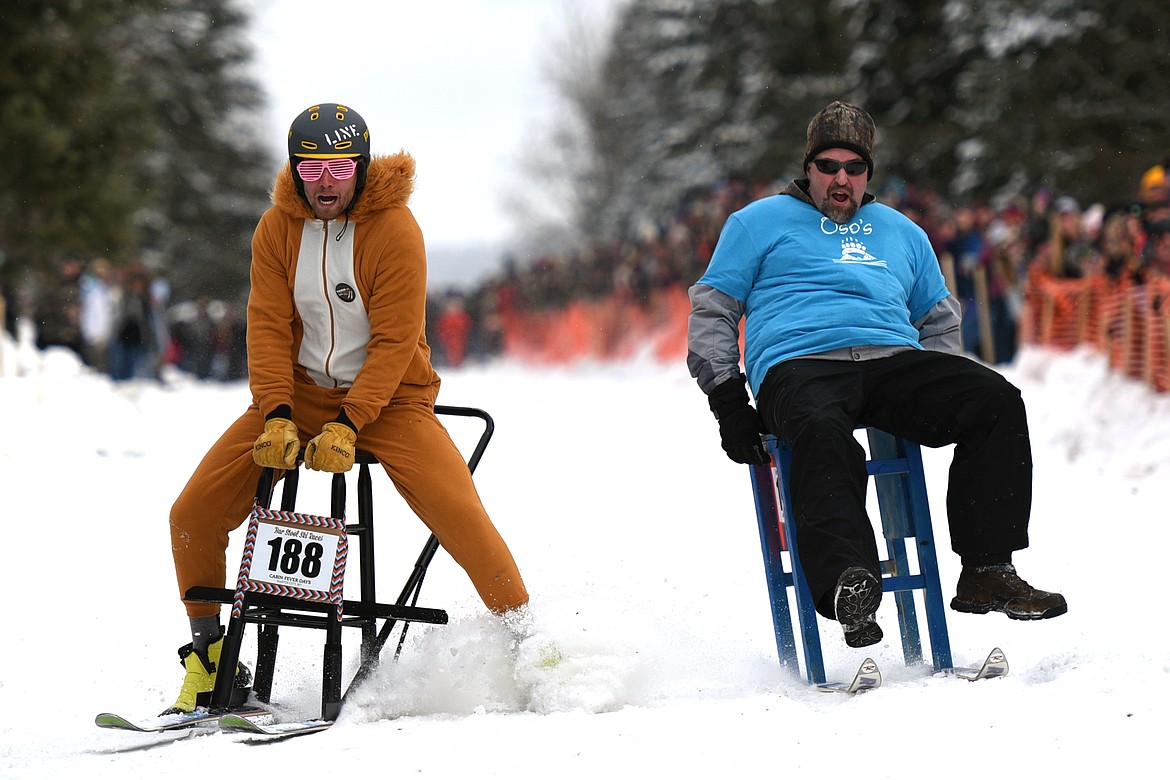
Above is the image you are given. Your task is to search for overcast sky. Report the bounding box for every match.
[248,0,622,287]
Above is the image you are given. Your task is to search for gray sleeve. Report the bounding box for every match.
[687,283,747,394]
[914,295,963,354]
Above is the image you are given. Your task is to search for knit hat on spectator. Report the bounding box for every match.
[1141,165,1167,204]
[804,101,876,179]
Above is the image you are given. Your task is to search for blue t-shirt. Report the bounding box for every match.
[697,194,950,397]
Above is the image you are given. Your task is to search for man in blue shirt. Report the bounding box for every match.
[687,101,1066,648]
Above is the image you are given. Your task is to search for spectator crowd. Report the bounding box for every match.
[2,258,247,382]
[426,160,1170,369]
[7,159,1170,378]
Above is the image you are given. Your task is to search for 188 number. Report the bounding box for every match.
[266,537,324,578]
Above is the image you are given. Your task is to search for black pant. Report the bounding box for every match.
[756,350,1032,617]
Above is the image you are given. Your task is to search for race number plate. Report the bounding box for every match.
[232,502,348,619]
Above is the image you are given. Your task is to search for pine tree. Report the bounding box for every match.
[114,0,273,299]
[580,0,849,241]
[0,1,156,266]
[540,0,1170,243]
[0,0,274,301]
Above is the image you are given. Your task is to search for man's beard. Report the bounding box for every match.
[819,191,860,224]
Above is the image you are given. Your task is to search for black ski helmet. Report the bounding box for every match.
[287,103,371,208]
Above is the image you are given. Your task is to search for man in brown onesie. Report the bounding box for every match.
[164,103,528,713]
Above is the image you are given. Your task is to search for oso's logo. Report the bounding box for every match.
[335,283,356,303]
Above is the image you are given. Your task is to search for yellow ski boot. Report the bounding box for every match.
[161,635,252,715]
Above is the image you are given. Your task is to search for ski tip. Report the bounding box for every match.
[982,646,1009,677]
[954,646,1010,681]
[217,713,267,734]
[220,714,333,738]
[95,713,132,729]
[817,657,882,694]
[849,657,882,693]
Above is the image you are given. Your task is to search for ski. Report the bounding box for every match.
[218,713,333,739]
[954,646,1009,681]
[817,657,882,694]
[95,704,268,734]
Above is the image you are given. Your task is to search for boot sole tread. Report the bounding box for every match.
[950,598,1068,620]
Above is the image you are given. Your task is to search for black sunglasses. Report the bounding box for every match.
[812,158,868,177]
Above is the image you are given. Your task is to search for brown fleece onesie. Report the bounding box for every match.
[169,153,528,617]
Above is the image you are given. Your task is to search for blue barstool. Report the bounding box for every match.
[748,429,953,684]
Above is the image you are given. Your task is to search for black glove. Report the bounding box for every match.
[707,377,770,465]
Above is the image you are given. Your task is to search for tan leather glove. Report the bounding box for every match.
[304,422,356,473]
[252,418,300,469]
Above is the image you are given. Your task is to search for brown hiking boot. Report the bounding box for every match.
[951,564,1067,620]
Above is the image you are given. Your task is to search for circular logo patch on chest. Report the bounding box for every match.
[335,283,357,303]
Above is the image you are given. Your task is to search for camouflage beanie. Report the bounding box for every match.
[803,100,876,179]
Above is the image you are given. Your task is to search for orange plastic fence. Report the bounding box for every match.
[500,286,695,364]
[498,273,1170,395]
[1023,271,1170,393]
[1021,271,1108,351]
[1146,277,1170,392]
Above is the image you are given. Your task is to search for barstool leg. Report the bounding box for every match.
[254,624,279,703]
[357,462,376,659]
[322,614,343,721]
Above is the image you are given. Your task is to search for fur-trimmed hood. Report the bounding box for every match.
[270,152,416,221]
